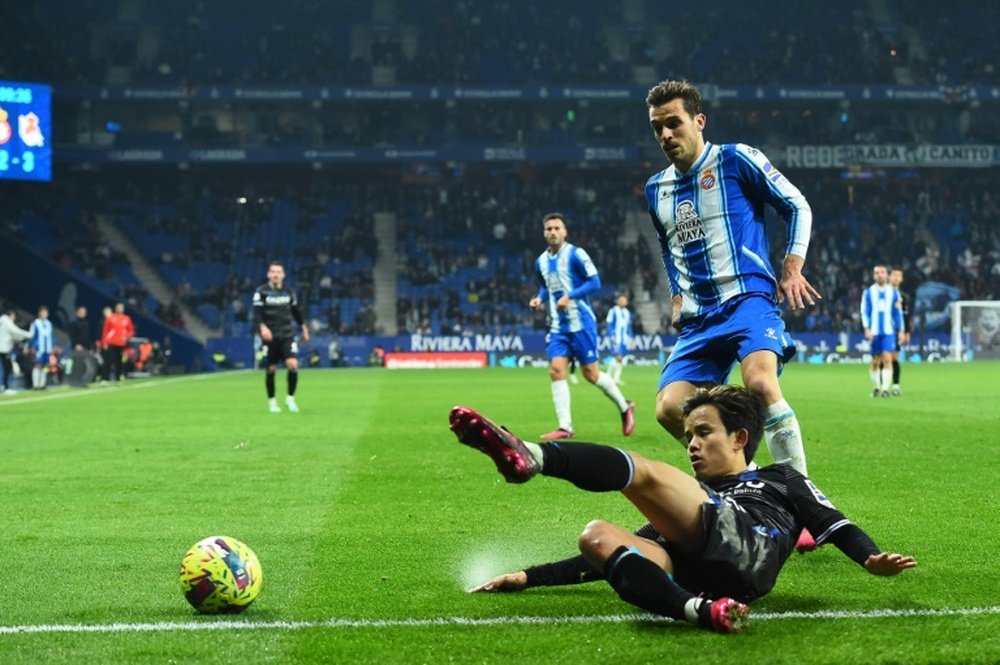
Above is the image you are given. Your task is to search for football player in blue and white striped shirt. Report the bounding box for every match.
[605,294,633,386]
[530,214,635,441]
[861,264,904,398]
[644,80,822,550]
[29,305,54,390]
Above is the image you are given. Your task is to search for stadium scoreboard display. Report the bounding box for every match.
[0,79,52,182]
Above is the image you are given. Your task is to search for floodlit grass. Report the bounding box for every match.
[0,362,998,663]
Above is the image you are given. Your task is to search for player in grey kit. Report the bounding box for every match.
[252,261,310,413]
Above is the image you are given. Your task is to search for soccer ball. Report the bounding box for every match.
[179,535,263,614]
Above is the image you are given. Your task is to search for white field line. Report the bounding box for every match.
[1,606,998,635]
[0,371,246,408]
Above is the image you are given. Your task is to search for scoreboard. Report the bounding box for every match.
[0,80,52,182]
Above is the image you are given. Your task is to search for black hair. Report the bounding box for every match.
[682,385,765,463]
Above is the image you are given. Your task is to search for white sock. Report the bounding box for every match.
[764,399,808,476]
[609,359,621,382]
[683,597,704,624]
[551,380,572,431]
[869,368,880,389]
[32,368,40,388]
[38,370,47,388]
[594,372,628,411]
[880,367,892,392]
[523,440,544,467]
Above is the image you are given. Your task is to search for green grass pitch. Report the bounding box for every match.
[0,362,998,663]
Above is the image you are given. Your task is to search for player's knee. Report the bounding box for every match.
[578,520,617,560]
[655,398,684,439]
[743,373,780,403]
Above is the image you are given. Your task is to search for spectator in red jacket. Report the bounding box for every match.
[100,302,135,384]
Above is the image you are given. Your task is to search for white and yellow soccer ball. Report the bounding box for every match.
[179,536,263,614]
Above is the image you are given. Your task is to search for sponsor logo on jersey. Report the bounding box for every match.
[762,161,785,184]
[805,479,835,508]
[674,200,706,244]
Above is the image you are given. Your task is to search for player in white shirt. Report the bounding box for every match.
[0,308,32,394]
[644,80,822,553]
[530,214,635,441]
[860,265,904,398]
[605,294,633,386]
[30,306,55,390]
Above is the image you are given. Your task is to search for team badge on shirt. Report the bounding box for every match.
[700,170,716,190]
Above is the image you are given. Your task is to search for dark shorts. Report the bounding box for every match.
[262,337,298,366]
[658,488,786,603]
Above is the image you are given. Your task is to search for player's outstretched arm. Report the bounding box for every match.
[778,254,821,310]
[469,571,528,593]
[470,551,604,593]
[864,552,917,576]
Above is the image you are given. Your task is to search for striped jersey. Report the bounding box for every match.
[861,284,903,335]
[645,142,813,321]
[606,306,633,345]
[30,318,54,355]
[535,242,599,334]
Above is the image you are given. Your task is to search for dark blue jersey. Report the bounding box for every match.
[251,283,304,339]
[705,464,853,564]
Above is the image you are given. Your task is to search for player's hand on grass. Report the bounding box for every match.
[864,552,917,576]
[469,571,528,593]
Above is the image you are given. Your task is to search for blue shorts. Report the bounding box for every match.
[658,293,796,391]
[870,333,896,355]
[547,329,600,366]
[611,339,629,357]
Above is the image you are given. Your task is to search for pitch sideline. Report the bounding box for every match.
[1,606,998,635]
[0,370,246,408]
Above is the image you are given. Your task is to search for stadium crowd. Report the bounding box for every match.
[1,0,997,345]
[4,165,998,339]
[6,1,997,88]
